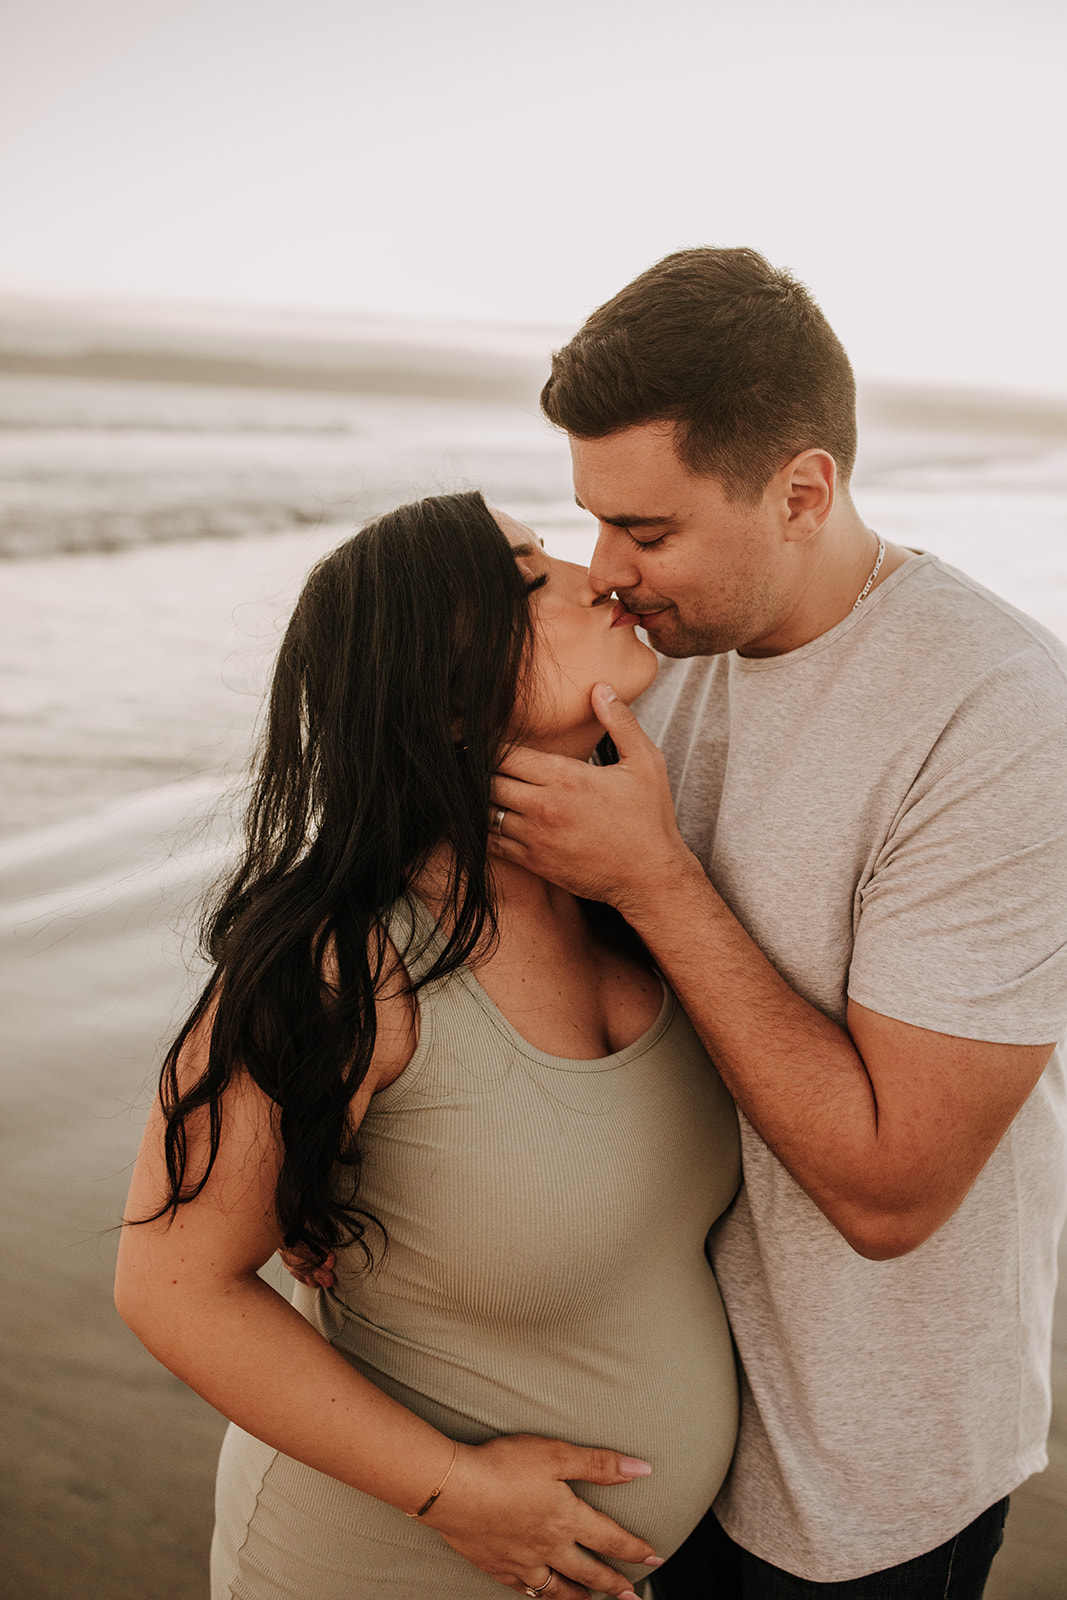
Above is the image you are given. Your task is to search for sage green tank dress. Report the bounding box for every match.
[211,897,740,1598]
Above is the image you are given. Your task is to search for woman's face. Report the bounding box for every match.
[494,509,658,758]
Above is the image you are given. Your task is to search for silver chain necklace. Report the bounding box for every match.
[852,535,886,611]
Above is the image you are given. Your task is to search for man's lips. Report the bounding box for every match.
[610,600,643,628]
[612,599,667,628]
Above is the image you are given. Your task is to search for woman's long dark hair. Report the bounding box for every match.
[147,491,539,1265]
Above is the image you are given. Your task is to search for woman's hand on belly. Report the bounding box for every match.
[421,1433,662,1599]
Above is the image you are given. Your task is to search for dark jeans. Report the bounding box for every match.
[653,1498,1009,1600]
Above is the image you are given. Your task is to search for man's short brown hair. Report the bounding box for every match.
[541,247,857,501]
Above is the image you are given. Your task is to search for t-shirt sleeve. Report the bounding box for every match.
[848,717,1067,1044]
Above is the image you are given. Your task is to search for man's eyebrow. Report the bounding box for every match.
[573,495,669,529]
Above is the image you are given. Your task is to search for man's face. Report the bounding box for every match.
[571,422,793,659]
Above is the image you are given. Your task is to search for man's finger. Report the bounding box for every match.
[488,826,528,864]
[490,772,542,816]
[590,683,656,761]
[496,742,577,783]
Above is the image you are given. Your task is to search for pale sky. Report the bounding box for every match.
[2,0,1065,396]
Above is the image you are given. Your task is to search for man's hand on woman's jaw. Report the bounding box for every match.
[490,683,693,920]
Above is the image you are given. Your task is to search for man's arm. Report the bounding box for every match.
[491,686,1054,1260]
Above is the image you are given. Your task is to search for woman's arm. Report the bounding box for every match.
[115,1000,659,1600]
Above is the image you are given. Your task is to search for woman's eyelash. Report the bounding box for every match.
[524,573,549,594]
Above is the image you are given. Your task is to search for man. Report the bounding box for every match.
[490,247,1067,1596]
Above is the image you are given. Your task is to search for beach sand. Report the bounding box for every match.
[0,781,1064,1599]
[0,786,228,1599]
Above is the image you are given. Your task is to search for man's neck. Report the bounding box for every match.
[740,502,914,659]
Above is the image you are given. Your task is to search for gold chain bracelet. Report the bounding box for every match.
[406,1438,460,1517]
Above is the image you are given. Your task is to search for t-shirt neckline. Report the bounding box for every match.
[731,549,936,673]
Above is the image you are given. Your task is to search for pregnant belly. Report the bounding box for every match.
[297,1276,738,1570]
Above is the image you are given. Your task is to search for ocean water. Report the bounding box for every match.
[0,370,587,839]
[0,370,575,557]
[2,367,1067,848]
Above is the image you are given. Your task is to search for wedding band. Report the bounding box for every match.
[492,806,507,836]
[523,1575,553,1598]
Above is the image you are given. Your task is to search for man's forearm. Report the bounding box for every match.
[622,848,897,1250]
[490,702,1052,1258]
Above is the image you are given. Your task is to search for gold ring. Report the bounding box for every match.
[492,807,507,836]
[523,1575,553,1598]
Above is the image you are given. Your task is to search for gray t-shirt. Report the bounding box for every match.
[635,553,1067,1581]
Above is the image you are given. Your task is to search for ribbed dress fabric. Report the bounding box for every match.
[211,896,741,1598]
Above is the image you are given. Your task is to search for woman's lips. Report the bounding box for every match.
[610,600,644,628]
[613,600,666,629]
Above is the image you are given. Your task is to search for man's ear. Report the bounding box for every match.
[781,449,836,543]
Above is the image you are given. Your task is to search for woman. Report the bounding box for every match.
[115,491,740,1600]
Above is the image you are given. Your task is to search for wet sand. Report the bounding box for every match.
[0,787,226,1598]
[1,783,1063,1598]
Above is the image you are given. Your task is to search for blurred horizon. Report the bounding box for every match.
[2,0,1066,401]
[3,290,1067,416]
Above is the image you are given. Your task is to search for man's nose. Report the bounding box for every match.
[588,524,639,595]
